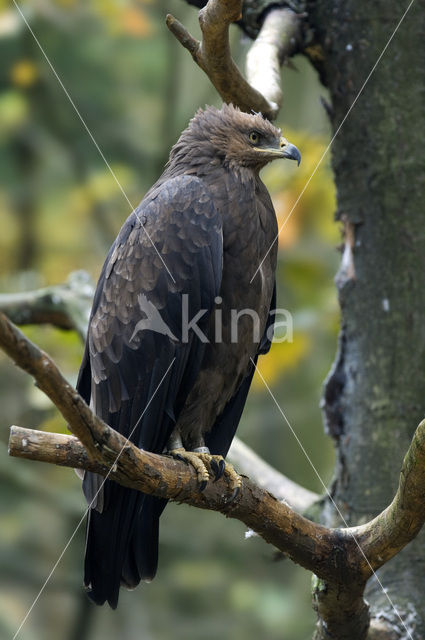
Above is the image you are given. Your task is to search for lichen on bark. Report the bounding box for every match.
[307,0,425,633]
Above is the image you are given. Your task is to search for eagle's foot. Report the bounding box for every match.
[193,451,241,496]
[170,447,241,497]
[223,463,242,500]
[170,448,210,491]
[201,454,225,481]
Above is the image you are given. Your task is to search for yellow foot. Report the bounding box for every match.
[222,460,242,499]
[170,448,210,491]
[170,447,241,497]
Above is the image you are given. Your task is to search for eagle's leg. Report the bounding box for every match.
[168,435,241,496]
[197,449,242,498]
[170,447,210,491]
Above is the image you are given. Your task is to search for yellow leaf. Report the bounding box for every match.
[252,332,310,390]
[121,7,153,37]
[274,191,300,248]
[10,59,38,88]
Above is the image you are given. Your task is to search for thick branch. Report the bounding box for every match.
[8,424,338,579]
[310,418,425,639]
[11,415,425,582]
[351,418,425,576]
[0,310,342,581]
[166,0,302,119]
[0,310,109,457]
[0,276,317,511]
[3,311,425,638]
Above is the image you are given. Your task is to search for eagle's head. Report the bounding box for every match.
[172,103,301,173]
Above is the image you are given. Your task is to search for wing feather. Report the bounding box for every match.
[79,175,223,606]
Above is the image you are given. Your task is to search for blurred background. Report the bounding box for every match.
[0,1,339,638]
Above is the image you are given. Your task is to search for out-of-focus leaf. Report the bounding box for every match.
[0,90,28,137]
[121,7,153,37]
[264,128,338,249]
[10,59,39,88]
[253,332,311,390]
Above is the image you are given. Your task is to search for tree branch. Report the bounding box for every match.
[352,418,425,575]
[166,0,302,119]
[0,271,94,339]
[245,7,301,114]
[3,308,425,637]
[1,310,335,577]
[7,426,343,584]
[0,276,317,511]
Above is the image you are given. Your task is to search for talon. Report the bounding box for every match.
[210,458,219,477]
[215,458,226,481]
[169,447,241,497]
[169,447,210,489]
[209,456,225,481]
[222,461,242,498]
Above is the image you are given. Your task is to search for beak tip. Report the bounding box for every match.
[284,143,301,166]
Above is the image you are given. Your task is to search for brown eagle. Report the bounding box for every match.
[77,104,300,608]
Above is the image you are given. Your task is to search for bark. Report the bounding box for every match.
[307,0,425,636]
[0,272,316,510]
[4,308,425,640]
[167,0,302,119]
[4,0,425,636]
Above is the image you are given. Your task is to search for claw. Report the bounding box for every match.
[198,479,208,492]
[169,447,241,497]
[215,458,226,481]
[209,458,219,477]
[209,456,225,481]
[169,447,210,490]
[222,461,242,499]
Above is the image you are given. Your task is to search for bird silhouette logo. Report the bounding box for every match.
[130,294,177,342]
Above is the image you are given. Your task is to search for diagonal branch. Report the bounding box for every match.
[3,313,425,638]
[3,308,425,571]
[8,424,330,570]
[0,310,336,578]
[166,0,302,119]
[0,276,318,511]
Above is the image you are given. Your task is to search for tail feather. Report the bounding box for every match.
[84,483,166,608]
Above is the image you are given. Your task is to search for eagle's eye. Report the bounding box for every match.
[248,131,260,145]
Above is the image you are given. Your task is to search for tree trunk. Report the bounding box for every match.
[307,0,425,634]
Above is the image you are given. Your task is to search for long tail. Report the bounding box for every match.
[84,481,167,608]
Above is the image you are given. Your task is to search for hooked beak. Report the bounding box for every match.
[279,138,301,165]
[253,137,301,165]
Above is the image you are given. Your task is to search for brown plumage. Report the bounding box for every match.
[77,104,300,608]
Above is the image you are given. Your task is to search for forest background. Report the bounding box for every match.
[0,1,339,638]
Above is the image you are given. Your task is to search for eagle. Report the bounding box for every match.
[77,103,300,608]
